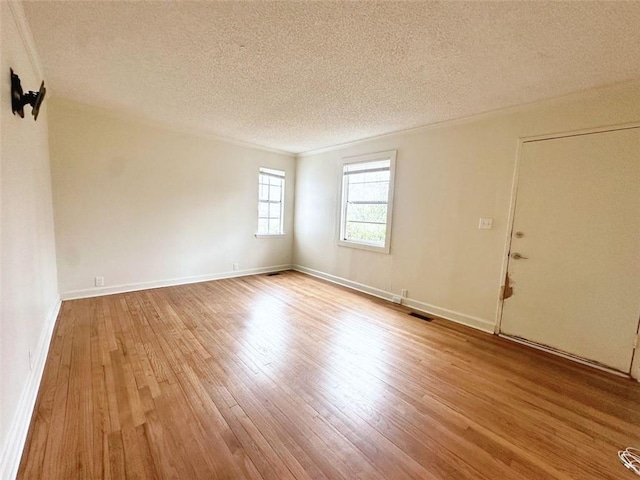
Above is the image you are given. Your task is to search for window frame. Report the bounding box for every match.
[337,150,397,253]
[256,167,285,238]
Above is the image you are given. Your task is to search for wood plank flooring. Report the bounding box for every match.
[17,271,640,479]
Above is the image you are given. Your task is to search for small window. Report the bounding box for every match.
[257,167,285,236]
[338,150,396,253]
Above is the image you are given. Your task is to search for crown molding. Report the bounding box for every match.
[296,78,640,158]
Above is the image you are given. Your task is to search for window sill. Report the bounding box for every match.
[255,234,286,239]
[337,239,390,254]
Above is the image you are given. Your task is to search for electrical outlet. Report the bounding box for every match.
[478,217,493,230]
[401,289,408,298]
[95,276,104,287]
[392,295,402,304]
[232,263,239,271]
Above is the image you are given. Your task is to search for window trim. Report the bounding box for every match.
[255,234,285,239]
[337,150,397,253]
[256,167,285,237]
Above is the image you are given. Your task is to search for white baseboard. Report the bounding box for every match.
[60,264,293,300]
[0,297,62,480]
[401,297,496,333]
[292,265,496,333]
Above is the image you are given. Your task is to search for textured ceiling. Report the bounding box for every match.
[22,1,640,153]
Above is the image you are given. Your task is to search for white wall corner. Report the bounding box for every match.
[0,297,61,480]
[6,0,45,79]
[292,265,395,302]
[292,265,496,334]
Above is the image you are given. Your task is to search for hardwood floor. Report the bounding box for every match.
[17,271,640,479]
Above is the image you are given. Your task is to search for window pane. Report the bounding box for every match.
[258,167,285,235]
[269,202,281,218]
[346,204,387,223]
[268,219,281,235]
[363,170,390,182]
[339,154,394,249]
[269,185,281,201]
[345,222,386,245]
[347,170,390,184]
[347,173,367,184]
[259,184,268,201]
[347,181,389,202]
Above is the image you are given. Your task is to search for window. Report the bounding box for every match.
[257,167,285,236]
[338,150,396,253]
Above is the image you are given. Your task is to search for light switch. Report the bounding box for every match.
[478,217,493,230]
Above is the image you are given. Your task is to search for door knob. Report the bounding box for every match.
[511,253,528,260]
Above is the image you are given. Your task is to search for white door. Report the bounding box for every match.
[500,127,640,373]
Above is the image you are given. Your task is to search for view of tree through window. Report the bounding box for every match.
[340,158,392,248]
[257,168,284,235]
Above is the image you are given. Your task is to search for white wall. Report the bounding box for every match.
[294,81,640,334]
[0,2,60,477]
[49,99,295,298]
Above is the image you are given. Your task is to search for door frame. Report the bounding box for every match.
[494,121,640,378]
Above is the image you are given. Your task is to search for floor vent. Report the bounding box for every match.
[409,312,432,322]
[266,272,281,276]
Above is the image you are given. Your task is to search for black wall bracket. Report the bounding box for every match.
[11,68,46,121]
